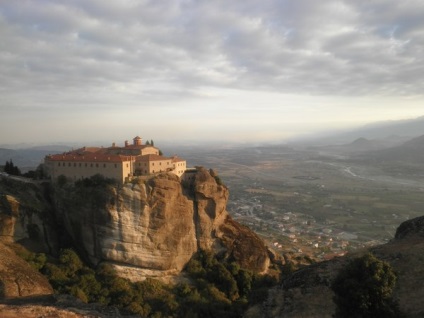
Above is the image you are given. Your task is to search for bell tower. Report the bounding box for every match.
[133,136,142,146]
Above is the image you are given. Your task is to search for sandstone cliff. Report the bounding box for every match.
[0,179,55,299]
[245,215,424,318]
[0,242,53,299]
[52,168,271,280]
[0,179,58,253]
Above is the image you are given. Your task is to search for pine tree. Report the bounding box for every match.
[4,160,21,176]
[4,160,10,173]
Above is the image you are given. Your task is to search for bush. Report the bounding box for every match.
[23,246,280,317]
[57,175,68,187]
[12,245,47,271]
[331,253,401,318]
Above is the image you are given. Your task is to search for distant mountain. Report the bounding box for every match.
[338,137,395,152]
[362,134,424,164]
[294,116,424,146]
[0,145,72,170]
[309,137,406,157]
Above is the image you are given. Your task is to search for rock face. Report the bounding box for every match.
[395,215,424,239]
[0,180,55,299]
[246,215,424,318]
[53,168,270,279]
[0,242,53,298]
[0,180,58,254]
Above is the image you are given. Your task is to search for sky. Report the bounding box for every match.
[1,0,424,146]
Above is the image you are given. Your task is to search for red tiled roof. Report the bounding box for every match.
[136,154,170,162]
[46,153,133,163]
[124,144,157,150]
[171,156,185,162]
[80,147,102,153]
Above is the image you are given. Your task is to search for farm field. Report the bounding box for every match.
[181,145,424,260]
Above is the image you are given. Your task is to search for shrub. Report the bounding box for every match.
[57,175,68,187]
[331,253,401,318]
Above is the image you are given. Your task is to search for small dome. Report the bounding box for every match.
[133,136,142,146]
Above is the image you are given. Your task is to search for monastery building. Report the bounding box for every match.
[45,136,187,184]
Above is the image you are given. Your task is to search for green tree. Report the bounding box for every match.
[4,160,21,176]
[58,249,84,275]
[4,160,10,173]
[331,253,401,318]
[57,175,68,187]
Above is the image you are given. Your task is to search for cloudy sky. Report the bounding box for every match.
[1,0,424,146]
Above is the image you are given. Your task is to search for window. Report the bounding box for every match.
[74,163,76,167]
[96,164,99,168]
[79,163,81,167]
[85,163,87,167]
[90,164,93,167]
[58,163,61,167]
[103,164,106,168]
[114,164,117,168]
[68,163,71,167]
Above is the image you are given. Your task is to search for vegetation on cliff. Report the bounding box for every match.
[16,246,280,317]
[331,253,401,318]
[1,170,280,316]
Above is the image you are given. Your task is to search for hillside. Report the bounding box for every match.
[1,164,424,316]
[0,146,71,171]
[341,134,424,179]
[361,134,424,164]
[246,216,424,318]
[0,168,285,315]
[295,115,424,146]
[0,169,273,279]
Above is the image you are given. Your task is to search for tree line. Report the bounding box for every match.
[3,160,21,176]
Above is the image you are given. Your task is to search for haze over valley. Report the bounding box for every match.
[2,116,424,261]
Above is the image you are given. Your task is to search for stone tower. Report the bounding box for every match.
[133,136,142,146]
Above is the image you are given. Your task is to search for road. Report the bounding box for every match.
[314,161,424,189]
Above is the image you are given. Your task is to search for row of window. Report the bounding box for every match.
[58,161,180,169]
[57,162,124,168]
[136,161,171,166]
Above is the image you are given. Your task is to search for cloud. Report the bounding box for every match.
[1,0,424,144]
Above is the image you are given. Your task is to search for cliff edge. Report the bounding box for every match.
[52,168,271,280]
[245,215,424,318]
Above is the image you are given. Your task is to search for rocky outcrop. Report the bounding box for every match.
[0,180,58,254]
[246,216,424,318]
[0,180,55,300]
[53,168,271,280]
[0,294,125,318]
[0,242,53,298]
[395,215,424,239]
